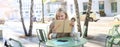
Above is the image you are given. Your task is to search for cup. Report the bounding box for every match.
[74,32,80,41]
[51,33,57,39]
[77,32,80,38]
[77,32,80,40]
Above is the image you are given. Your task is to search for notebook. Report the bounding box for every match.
[54,20,72,33]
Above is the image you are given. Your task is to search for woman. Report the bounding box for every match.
[48,8,74,39]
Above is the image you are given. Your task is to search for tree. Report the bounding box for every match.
[74,0,82,36]
[19,0,34,37]
[28,0,34,36]
[42,0,45,23]
[19,0,27,36]
[83,0,92,37]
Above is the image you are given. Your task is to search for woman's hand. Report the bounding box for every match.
[70,22,74,27]
[48,33,52,40]
[52,28,57,33]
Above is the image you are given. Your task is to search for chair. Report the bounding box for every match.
[36,29,47,47]
[105,25,120,47]
[81,26,87,38]
[79,26,87,47]
[4,38,23,47]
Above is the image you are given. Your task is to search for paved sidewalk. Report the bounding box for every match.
[84,17,119,47]
[82,21,108,47]
[2,17,118,47]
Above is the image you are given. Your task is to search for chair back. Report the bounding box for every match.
[36,29,47,42]
[108,25,120,36]
[4,38,23,47]
[106,25,120,47]
[81,26,87,38]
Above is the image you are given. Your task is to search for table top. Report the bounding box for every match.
[46,37,87,47]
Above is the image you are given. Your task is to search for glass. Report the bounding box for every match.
[72,32,80,41]
[51,33,57,39]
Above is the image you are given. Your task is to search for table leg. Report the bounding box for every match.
[81,45,84,47]
[79,45,84,47]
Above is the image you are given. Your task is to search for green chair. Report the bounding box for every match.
[36,29,47,47]
[80,26,87,47]
[105,25,120,47]
[4,38,23,47]
[81,26,87,38]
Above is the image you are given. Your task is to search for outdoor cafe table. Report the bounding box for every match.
[46,37,87,47]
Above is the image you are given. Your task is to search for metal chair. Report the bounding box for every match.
[81,26,87,38]
[105,25,120,47]
[4,38,23,47]
[36,29,47,47]
[79,26,87,47]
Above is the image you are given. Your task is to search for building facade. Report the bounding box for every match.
[1,0,120,21]
[2,0,43,21]
[67,0,120,17]
[46,0,120,19]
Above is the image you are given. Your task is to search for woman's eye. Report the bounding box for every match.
[60,15,63,17]
[58,16,60,17]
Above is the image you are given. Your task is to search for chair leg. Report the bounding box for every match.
[39,42,46,47]
[105,41,112,47]
[79,45,84,47]
[81,45,84,47]
[105,37,115,47]
[105,38,111,47]
[107,38,114,47]
[39,42,40,47]
[105,37,110,47]
[119,43,120,47]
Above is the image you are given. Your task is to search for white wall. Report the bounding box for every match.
[92,0,99,13]
[78,0,88,12]
[104,0,111,16]
[77,0,99,12]
[66,0,75,19]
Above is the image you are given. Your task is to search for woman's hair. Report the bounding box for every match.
[71,17,76,21]
[55,8,68,20]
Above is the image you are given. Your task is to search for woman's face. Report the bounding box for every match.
[57,12,66,20]
[71,19,75,22]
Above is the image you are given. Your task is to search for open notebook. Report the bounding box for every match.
[54,20,72,33]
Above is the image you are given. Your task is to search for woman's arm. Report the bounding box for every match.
[48,22,54,39]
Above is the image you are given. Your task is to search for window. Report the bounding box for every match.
[83,2,88,11]
[99,1,104,10]
[49,4,56,13]
[111,2,117,13]
[70,5,73,14]
[25,11,29,13]
[48,3,61,13]
[36,11,38,13]
[37,15,40,16]
[16,0,19,3]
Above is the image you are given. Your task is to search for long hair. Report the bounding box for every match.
[55,8,68,20]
